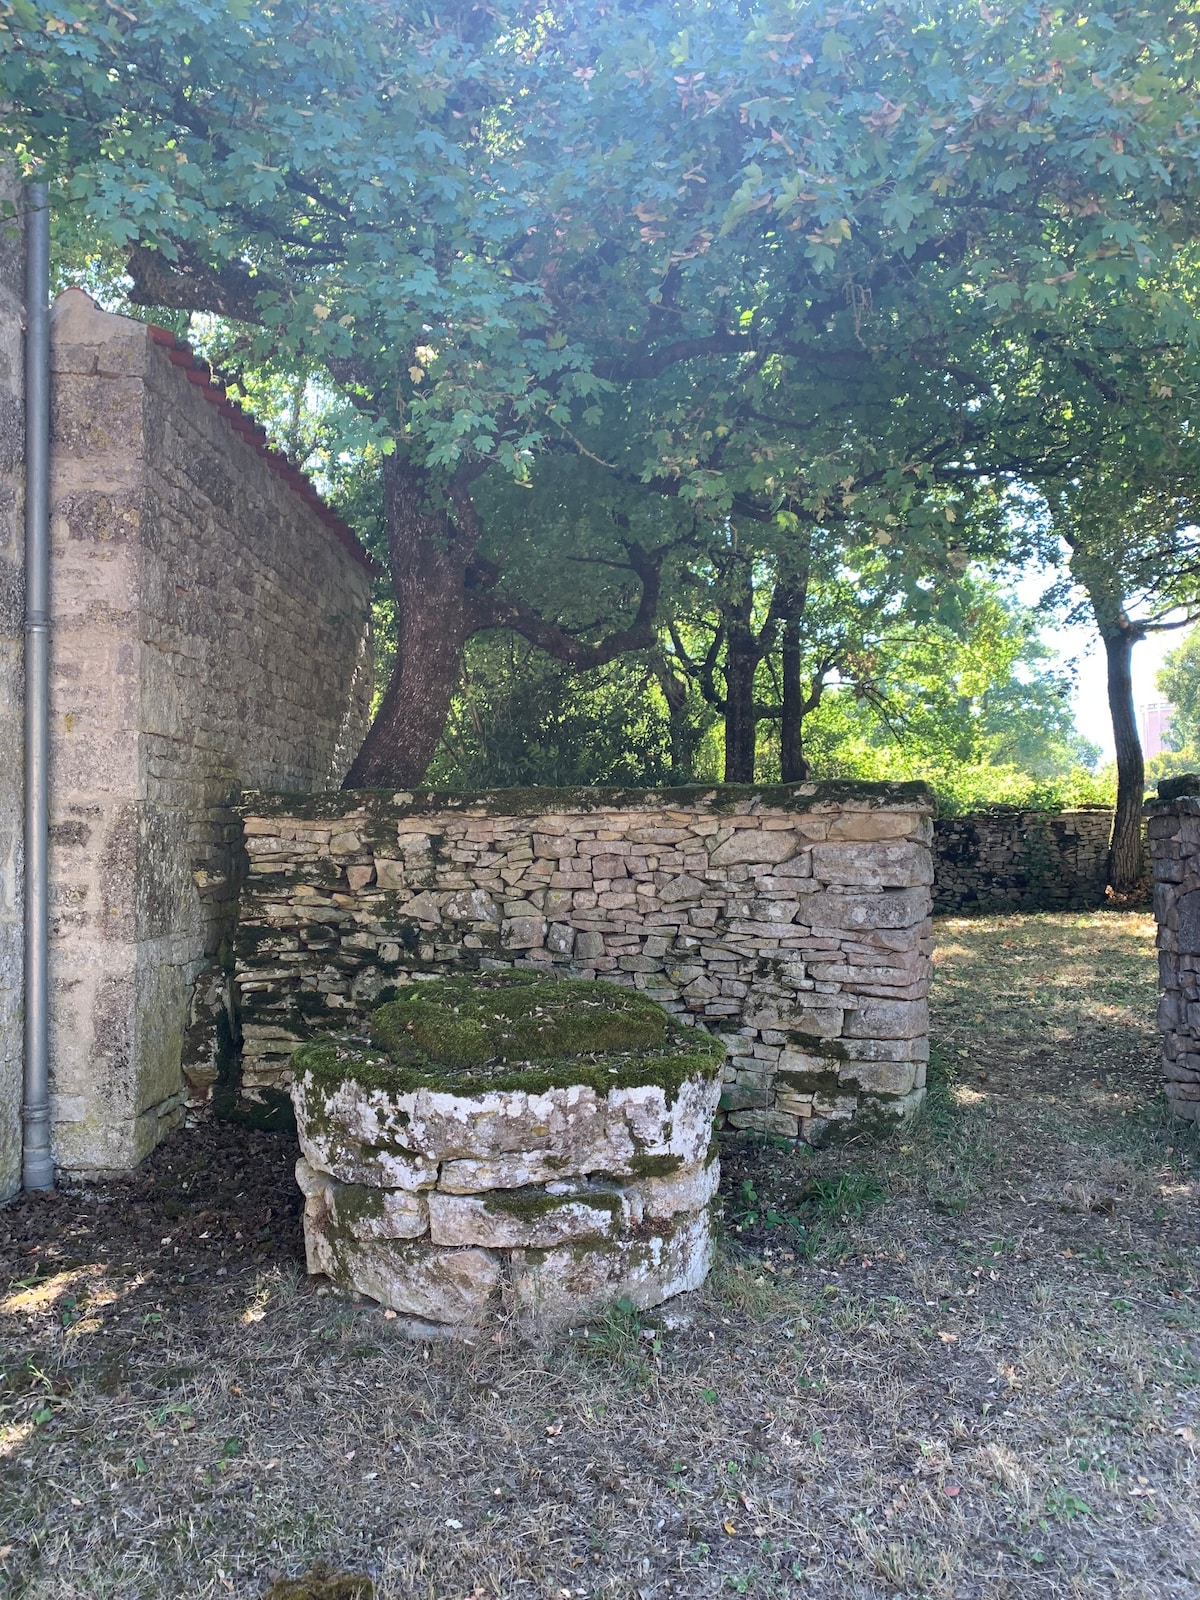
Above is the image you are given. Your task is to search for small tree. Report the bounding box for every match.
[1158,631,1200,757]
[1044,476,1200,890]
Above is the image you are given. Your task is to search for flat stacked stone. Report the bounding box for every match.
[931,808,1114,914]
[291,972,725,1332]
[1147,777,1200,1122]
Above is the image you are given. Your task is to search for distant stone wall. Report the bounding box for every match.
[38,291,374,1175]
[1147,788,1200,1122]
[0,173,25,1202]
[233,783,935,1145]
[932,808,1113,914]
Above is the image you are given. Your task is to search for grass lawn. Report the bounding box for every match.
[2,911,1198,1599]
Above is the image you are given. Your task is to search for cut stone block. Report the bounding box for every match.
[810,841,933,889]
[508,1209,714,1329]
[428,1187,625,1248]
[502,916,546,949]
[445,887,500,923]
[374,858,407,890]
[826,811,922,841]
[709,829,799,866]
[622,1158,720,1222]
[292,1073,438,1189]
[802,887,930,931]
[334,1238,501,1325]
[330,1180,428,1240]
[659,873,709,903]
[838,1058,918,1096]
[842,998,928,1040]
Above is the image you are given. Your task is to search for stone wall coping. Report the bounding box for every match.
[938,804,1113,819]
[53,287,380,579]
[1146,794,1200,816]
[236,780,936,821]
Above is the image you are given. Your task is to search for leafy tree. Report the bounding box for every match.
[659,521,969,783]
[424,635,716,789]
[1158,629,1200,756]
[426,569,1100,796]
[805,585,1101,779]
[7,0,1199,786]
[1035,465,1200,889]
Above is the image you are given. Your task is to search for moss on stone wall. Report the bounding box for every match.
[328,1181,388,1228]
[239,779,934,825]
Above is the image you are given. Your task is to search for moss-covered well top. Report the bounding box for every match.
[292,973,726,1101]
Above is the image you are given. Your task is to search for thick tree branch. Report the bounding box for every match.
[126,243,267,323]
[466,541,663,668]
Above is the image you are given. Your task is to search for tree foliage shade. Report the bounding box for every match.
[426,576,1102,805]
[5,0,1200,819]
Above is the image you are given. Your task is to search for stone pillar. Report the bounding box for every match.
[0,171,25,1202]
[44,290,373,1175]
[47,291,163,1173]
[1147,776,1200,1122]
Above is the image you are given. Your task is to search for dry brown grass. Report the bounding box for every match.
[3,911,1199,1599]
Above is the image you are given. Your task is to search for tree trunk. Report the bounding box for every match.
[780,616,809,782]
[1067,539,1147,896]
[724,620,758,783]
[1103,624,1146,894]
[653,655,695,782]
[343,458,476,787]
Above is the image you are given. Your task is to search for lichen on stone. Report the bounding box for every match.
[481,1185,624,1223]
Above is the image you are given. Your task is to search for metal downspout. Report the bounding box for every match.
[22,181,52,1192]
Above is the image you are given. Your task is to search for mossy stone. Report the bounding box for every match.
[1157,773,1200,803]
[238,779,934,824]
[263,1565,373,1600]
[292,973,726,1104]
[369,972,666,1067]
[481,1186,625,1223]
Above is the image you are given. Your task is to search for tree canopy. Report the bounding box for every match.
[5,0,1200,792]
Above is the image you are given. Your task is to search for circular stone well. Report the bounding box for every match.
[290,973,726,1333]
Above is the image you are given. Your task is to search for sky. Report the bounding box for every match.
[1015,564,1181,765]
[1057,619,1175,762]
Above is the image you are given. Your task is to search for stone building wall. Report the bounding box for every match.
[1147,785,1200,1122]
[40,290,374,1175]
[0,173,25,1202]
[931,808,1113,914]
[233,783,935,1145]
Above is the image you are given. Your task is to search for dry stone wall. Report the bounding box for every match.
[931,808,1113,914]
[0,173,25,1202]
[234,783,935,1143]
[34,290,374,1175]
[1147,785,1200,1122]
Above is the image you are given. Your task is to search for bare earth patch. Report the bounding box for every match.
[2,911,1198,1599]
